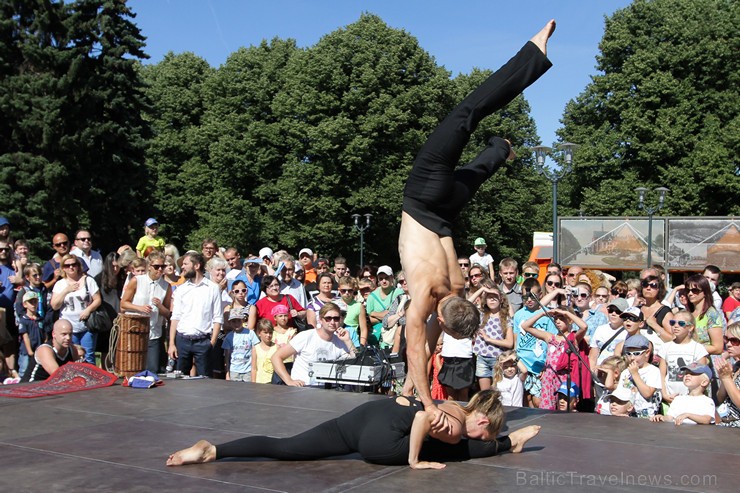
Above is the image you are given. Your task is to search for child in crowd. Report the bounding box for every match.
[17,292,44,377]
[594,355,629,415]
[270,304,296,384]
[430,337,447,400]
[651,363,716,425]
[438,330,474,401]
[625,279,641,306]
[14,264,49,337]
[251,319,277,384]
[588,298,629,368]
[556,381,579,412]
[520,305,588,411]
[659,310,708,404]
[222,307,260,382]
[607,386,635,417]
[474,286,514,391]
[339,276,367,347]
[492,350,523,407]
[614,334,662,418]
[136,218,165,258]
[613,307,646,357]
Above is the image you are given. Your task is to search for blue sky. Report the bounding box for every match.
[128,0,633,147]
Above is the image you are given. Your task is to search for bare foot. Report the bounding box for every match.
[166,440,217,466]
[530,20,556,55]
[508,425,541,453]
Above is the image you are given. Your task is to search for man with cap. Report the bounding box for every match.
[651,362,715,425]
[298,248,316,285]
[469,238,495,280]
[588,297,629,368]
[259,247,276,275]
[366,266,403,345]
[614,333,662,418]
[136,218,166,257]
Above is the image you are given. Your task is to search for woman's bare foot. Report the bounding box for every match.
[508,425,541,453]
[530,20,556,55]
[166,440,217,466]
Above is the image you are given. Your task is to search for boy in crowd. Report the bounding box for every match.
[498,257,522,313]
[17,292,44,377]
[588,298,629,368]
[651,363,716,425]
[614,334,662,419]
[556,381,579,412]
[469,238,495,279]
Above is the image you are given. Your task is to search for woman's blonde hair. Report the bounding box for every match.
[726,322,740,340]
[459,389,505,437]
[600,355,629,375]
[59,254,81,279]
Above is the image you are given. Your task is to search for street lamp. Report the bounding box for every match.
[351,213,372,268]
[532,142,579,264]
[635,186,669,268]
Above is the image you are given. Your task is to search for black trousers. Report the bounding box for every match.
[403,41,552,237]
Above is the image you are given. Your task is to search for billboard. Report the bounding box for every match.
[558,217,739,273]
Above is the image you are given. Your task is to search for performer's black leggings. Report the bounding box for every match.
[215,398,511,465]
[403,41,552,236]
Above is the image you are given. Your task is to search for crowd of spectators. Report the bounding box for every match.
[1,217,739,427]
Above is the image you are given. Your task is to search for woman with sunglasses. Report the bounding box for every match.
[541,273,565,309]
[682,275,724,357]
[716,322,740,427]
[338,276,368,347]
[638,275,674,356]
[269,302,356,387]
[50,254,101,364]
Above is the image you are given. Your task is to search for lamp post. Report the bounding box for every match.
[532,143,579,264]
[635,186,669,268]
[351,213,372,268]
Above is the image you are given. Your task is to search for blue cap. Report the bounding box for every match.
[0,216,8,227]
[680,362,713,380]
[556,381,580,398]
[145,218,159,227]
[624,334,650,350]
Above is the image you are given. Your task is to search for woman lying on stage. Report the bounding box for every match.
[166,389,541,469]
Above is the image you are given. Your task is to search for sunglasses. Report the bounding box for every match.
[459,263,470,267]
[668,320,692,328]
[724,336,740,347]
[232,289,247,294]
[523,272,539,279]
[625,350,647,357]
[150,264,165,270]
[594,293,609,298]
[622,316,640,323]
[76,237,92,242]
[398,279,407,284]
[323,316,341,322]
[688,288,703,295]
[607,307,622,315]
[546,280,561,287]
[640,280,659,290]
[339,288,355,294]
[359,288,372,294]
[575,293,589,299]
[0,247,10,252]
[470,273,483,279]
[54,241,69,247]
[567,273,578,278]
[63,263,78,269]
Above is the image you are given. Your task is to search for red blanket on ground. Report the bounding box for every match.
[0,363,117,398]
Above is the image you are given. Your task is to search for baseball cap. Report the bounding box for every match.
[259,247,273,260]
[623,334,650,350]
[0,216,8,227]
[680,362,713,380]
[474,237,486,246]
[299,248,313,258]
[271,305,289,317]
[555,381,579,398]
[607,298,629,313]
[609,386,633,403]
[620,306,644,321]
[377,265,393,277]
[145,218,159,227]
[22,291,38,303]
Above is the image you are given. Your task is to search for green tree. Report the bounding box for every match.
[0,0,151,256]
[559,0,740,218]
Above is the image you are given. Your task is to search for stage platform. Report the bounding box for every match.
[1,378,737,492]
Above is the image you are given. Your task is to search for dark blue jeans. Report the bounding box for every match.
[174,333,212,376]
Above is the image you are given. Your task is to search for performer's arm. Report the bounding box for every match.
[408,411,445,470]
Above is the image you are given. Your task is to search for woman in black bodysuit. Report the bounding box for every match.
[166,389,541,470]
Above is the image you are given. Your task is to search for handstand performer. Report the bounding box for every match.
[399,20,556,426]
[166,390,541,469]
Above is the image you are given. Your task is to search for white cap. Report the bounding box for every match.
[259,247,273,260]
[610,386,633,402]
[377,265,393,277]
[299,248,313,258]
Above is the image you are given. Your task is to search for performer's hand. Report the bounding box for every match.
[409,460,446,470]
[427,404,451,434]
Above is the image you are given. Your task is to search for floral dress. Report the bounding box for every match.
[539,337,568,410]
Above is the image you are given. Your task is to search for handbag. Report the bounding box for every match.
[286,295,309,332]
[82,278,112,333]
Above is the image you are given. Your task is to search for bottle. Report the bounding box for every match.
[166,358,176,373]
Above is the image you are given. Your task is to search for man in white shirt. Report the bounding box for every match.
[167,252,223,376]
[70,229,103,278]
